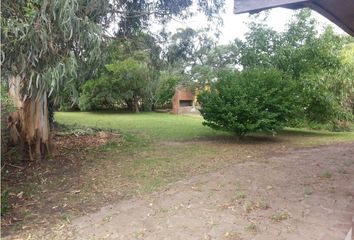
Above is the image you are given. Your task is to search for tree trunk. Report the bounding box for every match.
[8,76,50,161]
[125,99,133,112]
[133,96,139,113]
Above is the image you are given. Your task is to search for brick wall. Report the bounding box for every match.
[172,88,196,114]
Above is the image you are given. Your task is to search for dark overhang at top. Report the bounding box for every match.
[234,0,354,36]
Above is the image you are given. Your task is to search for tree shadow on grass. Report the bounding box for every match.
[190,128,340,146]
[280,128,336,137]
[191,133,283,145]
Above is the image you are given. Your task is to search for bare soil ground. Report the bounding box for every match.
[73,142,354,240]
[2,129,353,239]
[1,130,124,238]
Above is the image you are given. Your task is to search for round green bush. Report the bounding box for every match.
[198,68,299,136]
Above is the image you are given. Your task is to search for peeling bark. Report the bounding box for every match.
[8,76,50,161]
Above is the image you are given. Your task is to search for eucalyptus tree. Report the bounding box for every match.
[1,0,224,160]
[1,0,107,160]
[165,27,218,89]
[111,0,224,37]
[166,28,216,68]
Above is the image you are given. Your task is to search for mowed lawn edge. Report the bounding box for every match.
[55,111,354,144]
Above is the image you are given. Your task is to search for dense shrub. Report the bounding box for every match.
[299,71,353,124]
[198,68,299,136]
[79,75,123,111]
[79,55,160,112]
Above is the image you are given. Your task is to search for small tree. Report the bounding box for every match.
[198,68,298,137]
[154,71,183,108]
[105,56,151,113]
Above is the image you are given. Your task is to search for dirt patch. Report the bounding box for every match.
[72,142,354,240]
[1,130,123,238]
[53,131,123,151]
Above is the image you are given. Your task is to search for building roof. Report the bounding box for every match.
[234,0,354,36]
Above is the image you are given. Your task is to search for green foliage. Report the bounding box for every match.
[283,9,317,48]
[79,35,161,112]
[155,71,183,107]
[1,190,10,216]
[340,42,354,65]
[113,0,224,37]
[194,9,353,130]
[239,22,280,69]
[198,69,298,136]
[79,54,159,112]
[299,70,353,124]
[1,85,16,115]
[107,56,152,112]
[79,75,123,111]
[1,0,106,101]
[2,0,223,108]
[275,27,343,79]
[79,32,176,112]
[166,28,217,87]
[167,28,201,66]
[205,44,240,69]
[1,85,16,149]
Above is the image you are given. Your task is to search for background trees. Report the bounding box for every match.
[74,8,353,136]
[79,33,162,112]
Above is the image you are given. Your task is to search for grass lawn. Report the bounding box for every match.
[2,112,354,239]
[55,111,354,143]
[55,111,228,141]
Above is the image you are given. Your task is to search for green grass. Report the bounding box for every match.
[55,112,229,141]
[244,222,257,232]
[56,112,354,144]
[271,211,290,221]
[280,128,354,146]
[322,171,332,178]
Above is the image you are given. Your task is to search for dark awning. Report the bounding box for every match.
[234,0,354,36]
